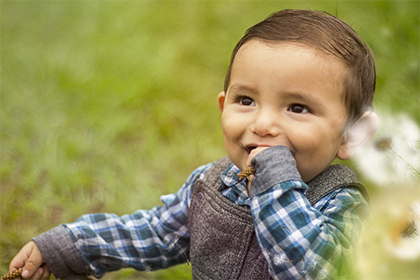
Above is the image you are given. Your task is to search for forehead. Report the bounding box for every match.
[231,40,349,96]
[235,39,347,69]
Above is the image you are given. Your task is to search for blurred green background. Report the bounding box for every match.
[1,1,419,279]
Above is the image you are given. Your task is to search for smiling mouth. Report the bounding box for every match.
[244,144,275,154]
[246,146,258,153]
[234,139,265,154]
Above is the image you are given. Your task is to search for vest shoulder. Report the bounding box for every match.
[306,164,369,204]
[200,156,232,187]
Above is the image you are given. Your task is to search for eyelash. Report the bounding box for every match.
[234,95,255,106]
[233,95,311,114]
[287,103,311,114]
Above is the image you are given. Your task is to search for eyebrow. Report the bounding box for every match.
[283,91,325,108]
[227,83,258,95]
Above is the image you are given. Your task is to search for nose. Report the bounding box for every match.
[250,107,281,137]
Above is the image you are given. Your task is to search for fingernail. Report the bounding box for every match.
[21,269,29,278]
[38,268,44,275]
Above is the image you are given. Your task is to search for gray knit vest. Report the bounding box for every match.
[188,157,368,280]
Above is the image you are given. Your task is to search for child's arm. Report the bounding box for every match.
[9,241,51,279]
[248,146,369,279]
[8,163,212,279]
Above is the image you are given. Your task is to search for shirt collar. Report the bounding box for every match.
[220,163,249,199]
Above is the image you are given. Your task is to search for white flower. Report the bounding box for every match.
[385,201,420,260]
[145,265,152,273]
[353,111,420,187]
[166,236,180,253]
[166,235,190,266]
[272,253,289,266]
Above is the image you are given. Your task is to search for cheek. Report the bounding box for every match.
[292,134,340,182]
[292,126,342,159]
[289,126,322,149]
[221,112,243,139]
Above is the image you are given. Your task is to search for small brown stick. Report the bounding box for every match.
[238,167,255,180]
[1,268,23,280]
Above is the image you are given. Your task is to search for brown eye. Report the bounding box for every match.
[240,97,255,106]
[288,104,309,113]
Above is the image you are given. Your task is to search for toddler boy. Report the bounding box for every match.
[9,9,378,280]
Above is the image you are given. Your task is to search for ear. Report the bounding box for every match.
[217,91,226,112]
[337,111,379,160]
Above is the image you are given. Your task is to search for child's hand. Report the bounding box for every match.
[246,146,271,168]
[245,146,271,192]
[9,241,51,279]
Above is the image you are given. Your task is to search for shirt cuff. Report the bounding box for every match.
[32,225,85,279]
[249,146,302,197]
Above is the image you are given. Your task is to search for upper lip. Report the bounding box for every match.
[244,144,272,152]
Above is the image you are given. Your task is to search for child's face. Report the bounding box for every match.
[218,40,351,183]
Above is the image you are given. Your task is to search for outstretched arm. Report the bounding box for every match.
[27,163,212,279]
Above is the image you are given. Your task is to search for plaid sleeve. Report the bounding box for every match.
[250,183,369,280]
[64,163,212,278]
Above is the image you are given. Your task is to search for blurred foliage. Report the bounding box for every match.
[1,1,419,279]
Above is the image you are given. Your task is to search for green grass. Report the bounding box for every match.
[1,1,419,279]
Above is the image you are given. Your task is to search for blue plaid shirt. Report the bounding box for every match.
[65,153,369,279]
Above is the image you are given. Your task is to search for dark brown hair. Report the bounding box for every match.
[224,9,376,126]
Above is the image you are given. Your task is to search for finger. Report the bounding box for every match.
[22,261,41,279]
[246,174,255,193]
[246,146,270,167]
[20,267,40,280]
[21,267,41,280]
[21,246,44,279]
[22,263,42,279]
[9,244,30,272]
[9,259,25,273]
[29,267,47,280]
[40,264,51,280]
